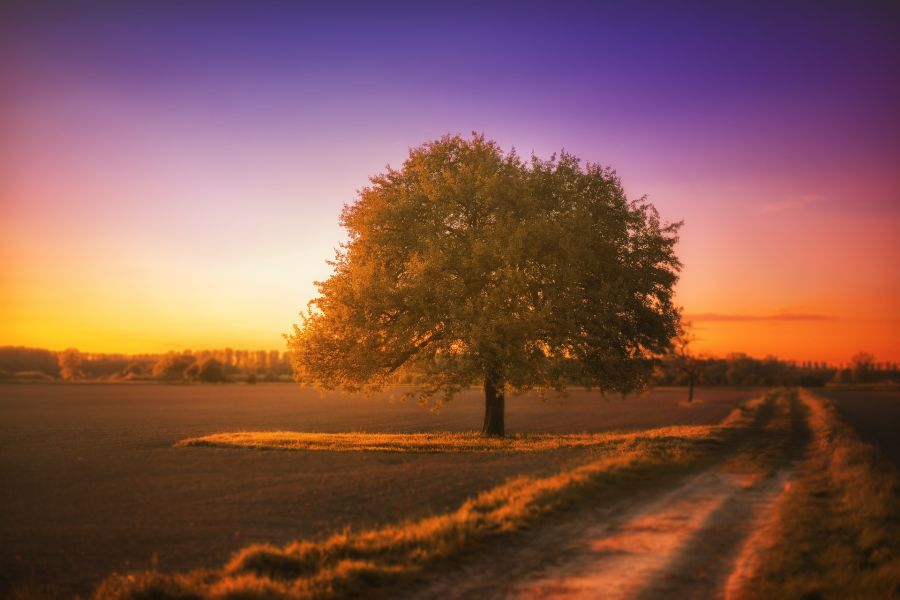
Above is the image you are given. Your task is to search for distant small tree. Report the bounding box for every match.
[849,352,875,383]
[121,361,150,379]
[289,134,682,436]
[725,352,762,386]
[185,357,226,382]
[57,348,84,381]
[671,323,702,402]
[151,352,196,381]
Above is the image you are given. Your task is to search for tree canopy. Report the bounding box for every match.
[288,133,682,435]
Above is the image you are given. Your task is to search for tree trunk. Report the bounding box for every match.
[687,375,695,402]
[482,371,505,437]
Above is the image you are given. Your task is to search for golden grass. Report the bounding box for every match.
[97,411,754,600]
[740,389,900,599]
[175,426,719,453]
[94,394,777,599]
[97,389,900,599]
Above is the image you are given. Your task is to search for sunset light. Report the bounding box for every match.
[2,4,899,599]
[2,3,897,363]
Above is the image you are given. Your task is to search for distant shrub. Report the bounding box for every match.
[185,358,226,382]
[81,357,134,380]
[151,353,196,381]
[57,348,84,381]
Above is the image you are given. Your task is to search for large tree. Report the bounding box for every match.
[288,134,682,436]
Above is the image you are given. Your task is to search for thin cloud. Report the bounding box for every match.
[761,194,824,214]
[685,312,835,323]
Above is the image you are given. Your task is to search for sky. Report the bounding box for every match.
[2,1,899,363]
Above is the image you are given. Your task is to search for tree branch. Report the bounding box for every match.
[385,330,442,375]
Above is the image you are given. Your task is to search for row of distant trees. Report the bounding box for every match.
[0,347,293,383]
[2,345,895,387]
[656,350,899,389]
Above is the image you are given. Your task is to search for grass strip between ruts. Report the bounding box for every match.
[739,390,900,599]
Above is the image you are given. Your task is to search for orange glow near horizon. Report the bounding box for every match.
[3,198,898,363]
[2,145,899,362]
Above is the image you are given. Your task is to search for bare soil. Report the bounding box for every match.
[402,469,794,600]
[0,384,755,598]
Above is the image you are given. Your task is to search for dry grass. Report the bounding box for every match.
[93,394,777,599]
[740,389,900,599]
[96,407,763,600]
[175,426,719,453]
[95,443,697,599]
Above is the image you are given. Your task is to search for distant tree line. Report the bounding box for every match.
[0,346,896,387]
[655,351,899,388]
[0,346,293,383]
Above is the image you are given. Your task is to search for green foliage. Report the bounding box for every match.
[289,133,682,403]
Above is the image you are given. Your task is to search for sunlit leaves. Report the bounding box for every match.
[288,133,681,401]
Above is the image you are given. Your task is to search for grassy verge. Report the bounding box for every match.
[741,389,900,599]
[95,394,772,599]
[175,426,718,453]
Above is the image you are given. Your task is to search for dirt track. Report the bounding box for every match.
[399,390,809,600]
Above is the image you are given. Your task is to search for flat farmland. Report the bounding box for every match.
[817,388,900,468]
[0,383,758,597]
